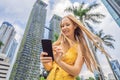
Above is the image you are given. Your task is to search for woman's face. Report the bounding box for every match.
[61,17,76,38]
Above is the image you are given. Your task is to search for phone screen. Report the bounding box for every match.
[41,39,54,61]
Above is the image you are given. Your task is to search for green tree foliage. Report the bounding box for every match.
[0,41,4,49]
[65,2,105,32]
[39,76,45,80]
[76,76,81,80]
[95,29,115,52]
[89,77,95,80]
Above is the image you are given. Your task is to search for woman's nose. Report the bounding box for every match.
[62,26,67,30]
[62,27,66,32]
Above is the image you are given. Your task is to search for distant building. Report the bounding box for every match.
[0,54,10,80]
[0,22,18,80]
[9,0,47,80]
[101,0,120,27]
[110,60,120,80]
[0,22,16,55]
[6,39,18,64]
[49,14,62,41]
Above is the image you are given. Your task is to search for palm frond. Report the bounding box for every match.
[102,35,115,41]
[64,6,73,12]
[84,22,95,33]
[87,3,100,11]
[85,13,105,20]
[103,41,115,49]
[88,17,101,23]
[64,5,79,17]
[96,30,104,37]
[95,30,115,51]
[79,2,85,10]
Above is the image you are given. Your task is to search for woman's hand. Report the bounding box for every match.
[40,52,52,64]
[53,46,64,63]
[40,52,53,71]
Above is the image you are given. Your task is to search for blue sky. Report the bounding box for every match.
[0,0,120,79]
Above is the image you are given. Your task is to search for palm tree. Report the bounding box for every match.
[0,41,4,49]
[65,2,105,80]
[95,30,115,51]
[65,2,105,31]
[95,30,117,80]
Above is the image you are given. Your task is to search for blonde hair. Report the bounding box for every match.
[53,14,110,72]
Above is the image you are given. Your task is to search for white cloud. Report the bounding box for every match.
[53,0,71,16]
[14,24,24,42]
[44,0,72,37]
[0,0,36,44]
[42,0,49,4]
[0,0,35,26]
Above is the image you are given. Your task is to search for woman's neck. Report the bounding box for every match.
[67,35,76,43]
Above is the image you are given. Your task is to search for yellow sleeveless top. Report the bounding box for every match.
[46,44,78,80]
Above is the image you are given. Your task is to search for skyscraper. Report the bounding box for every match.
[6,39,18,80]
[101,0,120,27]
[0,22,16,55]
[9,0,47,80]
[6,39,18,64]
[110,60,120,80]
[49,14,62,41]
[0,54,10,80]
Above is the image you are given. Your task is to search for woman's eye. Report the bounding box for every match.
[66,24,70,26]
[61,25,64,28]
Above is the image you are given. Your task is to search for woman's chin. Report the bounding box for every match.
[65,35,69,37]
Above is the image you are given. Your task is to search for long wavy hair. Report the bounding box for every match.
[53,14,110,72]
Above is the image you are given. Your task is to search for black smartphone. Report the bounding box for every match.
[41,39,54,61]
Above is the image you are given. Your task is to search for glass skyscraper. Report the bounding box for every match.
[9,0,47,80]
[0,54,10,80]
[0,21,18,80]
[7,39,18,64]
[49,14,62,41]
[0,22,16,55]
[101,0,120,27]
[110,60,120,80]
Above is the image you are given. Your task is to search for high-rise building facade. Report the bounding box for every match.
[9,0,47,80]
[101,0,120,27]
[5,39,18,80]
[49,14,62,41]
[0,22,16,55]
[6,39,18,64]
[110,60,120,80]
[0,54,10,80]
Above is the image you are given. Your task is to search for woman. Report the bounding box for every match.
[40,14,110,80]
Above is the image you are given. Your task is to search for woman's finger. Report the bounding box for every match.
[53,46,57,51]
[56,46,62,51]
[40,57,52,60]
[56,48,63,54]
[40,52,48,57]
[41,60,52,63]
